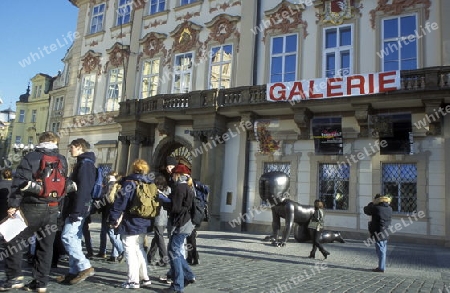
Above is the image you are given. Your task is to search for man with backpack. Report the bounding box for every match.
[0,132,71,293]
[58,138,96,285]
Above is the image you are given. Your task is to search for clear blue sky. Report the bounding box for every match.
[0,1,78,111]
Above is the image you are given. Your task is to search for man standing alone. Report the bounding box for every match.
[58,138,96,285]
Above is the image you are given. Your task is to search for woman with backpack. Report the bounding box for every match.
[108,159,154,289]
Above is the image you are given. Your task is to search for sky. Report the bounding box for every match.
[0,1,79,111]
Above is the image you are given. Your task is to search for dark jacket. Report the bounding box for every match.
[0,179,12,219]
[363,199,393,241]
[9,146,68,208]
[169,177,194,228]
[108,173,153,236]
[66,152,96,219]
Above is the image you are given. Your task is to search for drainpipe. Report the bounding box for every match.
[242,0,261,232]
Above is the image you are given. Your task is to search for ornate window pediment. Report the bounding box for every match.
[369,0,432,29]
[140,32,167,58]
[204,14,240,45]
[170,21,202,53]
[106,43,130,68]
[315,0,362,25]
[80,50,102,76]
[263,1,307,42]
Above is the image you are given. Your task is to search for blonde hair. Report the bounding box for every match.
[131,159,150,174]
[172,173,193,187]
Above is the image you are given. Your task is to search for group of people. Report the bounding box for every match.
[0,131,199,293]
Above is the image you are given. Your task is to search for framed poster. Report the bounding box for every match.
[312,117,343,155]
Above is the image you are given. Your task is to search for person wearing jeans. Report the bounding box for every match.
[59,138,96,285]
[0,131,69,293]
[363,194,393,273]
[163,164,196,293]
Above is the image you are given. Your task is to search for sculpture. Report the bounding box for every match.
[259,171,314,247]
[259,171,345,246]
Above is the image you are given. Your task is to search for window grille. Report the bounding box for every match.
[382,163,417,213]
[318,163,349,210]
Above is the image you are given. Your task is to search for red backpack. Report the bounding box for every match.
[35,154,66,198]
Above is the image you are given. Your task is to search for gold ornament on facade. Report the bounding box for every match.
[171,22,202,53]
[370,0,431,29]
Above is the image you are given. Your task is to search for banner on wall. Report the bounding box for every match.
[266,70,401,102]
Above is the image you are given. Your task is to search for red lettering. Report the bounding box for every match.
[379,71,398,92]
[368,74,374,94]
[347,75,365,95]
[288,81,306,100]
[309,80,323,99]
[327,78,343,97]
[269,83,286,101]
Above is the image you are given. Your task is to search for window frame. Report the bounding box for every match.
[208,44,233,89]
[105,68,124,111]
[18,110,25,123]
[31,110,37,123]
[381,163,417,214]
[149,0,166,15]
[318,163,350,211]
[269,33,299,83]
[172,52,194,94]
[322,24,353,78]
[140,58,160,99]
[78,74,96,115]
[117,0,132,26]
[180,0,197,6]
[380,14,418,71]
[90,3,106,34]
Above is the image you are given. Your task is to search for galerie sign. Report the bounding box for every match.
[266,71,400,101]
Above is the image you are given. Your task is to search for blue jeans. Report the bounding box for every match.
[108,228,123,257]
[375,240,387,271]
[168,232,195,292]
[62,217,92,274]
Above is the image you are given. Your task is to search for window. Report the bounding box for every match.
[209,45,233,89]
[79,74,96,115]
[318,163,349,210]
[312,117,343,155]
[323,25,352,78]
[372,113,412,155]
[54,97,64,111]
[36,85,42,97]
[90,3,105,34]
[106,68,123,111]
[18,110,25,123]
[172,52,193,93]
[51,122,60,134]
[270,34,298,83]
[28,136,34,146]
[31,110,37,123]
[382,163,417,213]
[180,0,197,5]
[141,59,160,99]
[381,15,417,71]
[149,0,165,14]
[15,136,21,144]
[117,0,132,26]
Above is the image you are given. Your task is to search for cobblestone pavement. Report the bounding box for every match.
[1,218,450,293]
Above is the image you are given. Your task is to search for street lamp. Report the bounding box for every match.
[13,143,35,156]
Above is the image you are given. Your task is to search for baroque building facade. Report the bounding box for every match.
[66,0,450,245]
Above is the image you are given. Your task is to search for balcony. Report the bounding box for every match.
[117,66,450,121]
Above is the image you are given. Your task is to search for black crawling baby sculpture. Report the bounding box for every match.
[259,171,345,246]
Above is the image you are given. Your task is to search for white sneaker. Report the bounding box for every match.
[121,282,140,289]
[140,279,151,287]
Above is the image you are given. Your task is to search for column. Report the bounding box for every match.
[127,135,142,173]
[116,136,129,175]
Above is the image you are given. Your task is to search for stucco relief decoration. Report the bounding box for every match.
[209,0,241,13]
[73,115,95,128]
[254,120,281,155]
[80,51,102,76]
[370,0,431,29]
[205,14,241,45]
[106,43,130,68]
[144,19,168,29]
[263,2,308,42]
[170,21,202,54]
[317,0,361,25]
[141,32,167,58]
[98,113,115,124]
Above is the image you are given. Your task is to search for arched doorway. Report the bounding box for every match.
[153,136,193,175]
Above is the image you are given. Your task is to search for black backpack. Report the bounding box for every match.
[191,180,209,226]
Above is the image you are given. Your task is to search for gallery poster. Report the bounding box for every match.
[312,117,343,155]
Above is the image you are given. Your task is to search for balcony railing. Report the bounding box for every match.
[118,66,450,118]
